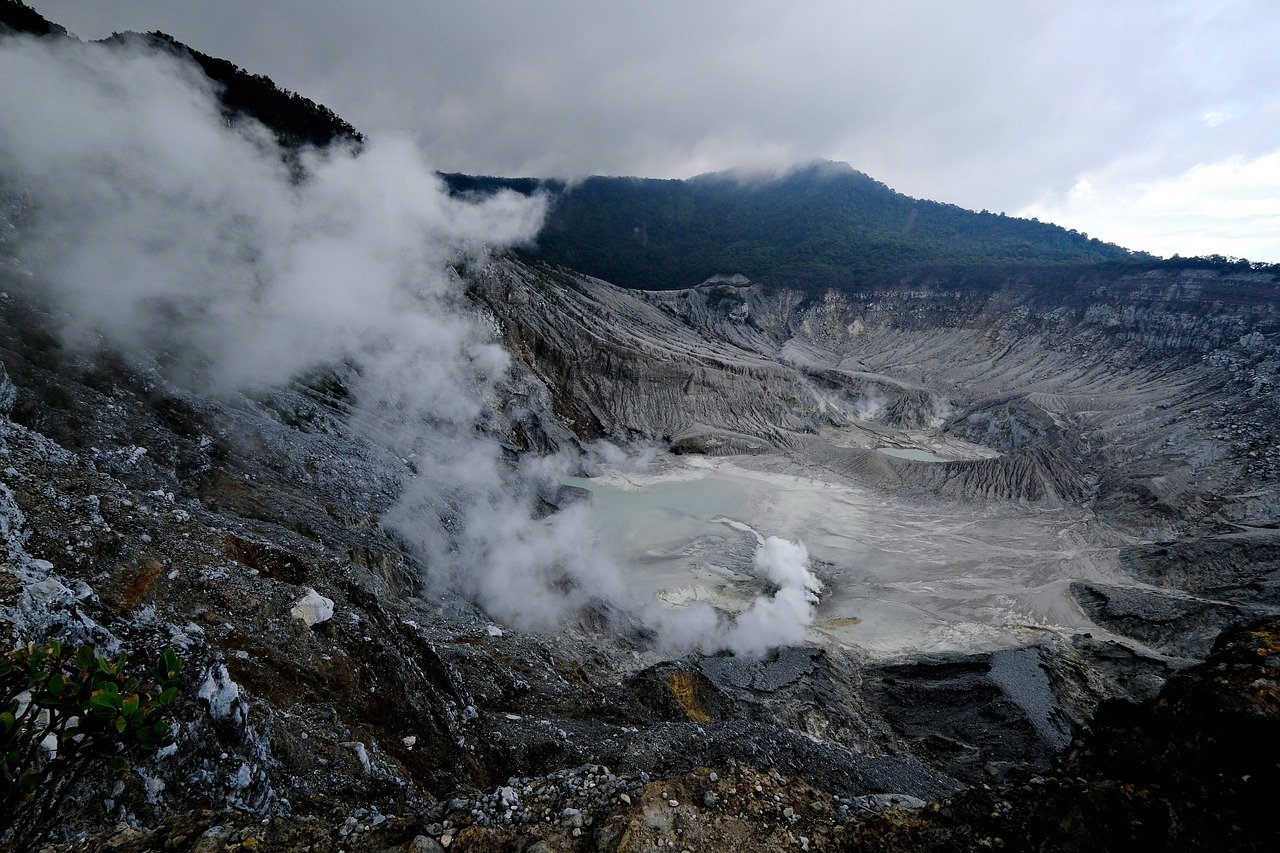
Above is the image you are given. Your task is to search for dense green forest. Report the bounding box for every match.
[442,162,1141,290]
[443,163,1278,291]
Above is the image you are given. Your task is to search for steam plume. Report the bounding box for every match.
[0,34,814,653]
[0,34,624,629]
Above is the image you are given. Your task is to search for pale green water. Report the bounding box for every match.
[562,474,748,552]
[564,458,1124,659]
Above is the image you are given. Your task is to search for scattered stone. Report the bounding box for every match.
[289,587,334,626]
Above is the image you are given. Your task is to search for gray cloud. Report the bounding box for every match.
[32,1,1280,228]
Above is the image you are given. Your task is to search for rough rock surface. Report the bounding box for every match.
[3,4,1279,848]
[0,43,1277,839]
[3,249,1279,848]
[839,616,1280,852]
[474,259,1280,517]
[475,258,1280,634]
[38,617,1280,851]
[0,273,973,848]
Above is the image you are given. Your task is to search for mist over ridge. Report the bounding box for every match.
[444,161,1280,296]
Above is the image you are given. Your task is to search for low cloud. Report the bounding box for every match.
[34,0,1280,250]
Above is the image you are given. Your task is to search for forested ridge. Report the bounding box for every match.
[1,0,362,150]
[443,162,1278,292]
[4,0,1273,296]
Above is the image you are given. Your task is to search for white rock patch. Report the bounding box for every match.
[289,588,334,626]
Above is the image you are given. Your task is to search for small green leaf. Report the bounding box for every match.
[161,648,182,680]
[89,689,122,712]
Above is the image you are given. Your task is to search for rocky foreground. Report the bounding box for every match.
[33,617,1280,851]
[1,250,1278,850]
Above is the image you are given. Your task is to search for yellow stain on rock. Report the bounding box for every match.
[666,671,712,724]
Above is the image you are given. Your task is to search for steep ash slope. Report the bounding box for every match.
[474,258,1280,659]
[477,259,1279,510]
[0,281,980,846]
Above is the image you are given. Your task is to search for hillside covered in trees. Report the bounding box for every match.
[444,163,1278,292]
[1,0,362,151]
[443,162,1140,291]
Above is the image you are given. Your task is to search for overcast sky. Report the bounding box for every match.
[33,1,1280,262]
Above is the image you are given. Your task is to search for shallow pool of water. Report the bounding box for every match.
[568,456,1132,660]
[561,474,747,551]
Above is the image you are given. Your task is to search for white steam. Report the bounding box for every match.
[713,536,821,657]
[754,536,822,603]
[853,391,886,421]
[0,35,621,630]
[644,534,821,658]
[0,35,818,654]
[0,37,539,394]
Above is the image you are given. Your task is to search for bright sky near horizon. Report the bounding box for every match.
[34,0,1280,262]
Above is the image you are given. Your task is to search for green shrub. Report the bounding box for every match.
[1,641,183,846]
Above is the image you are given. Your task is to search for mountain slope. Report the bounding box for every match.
[5,3,1280,850]
[131,31,364,150]
[0,0,63,36]
[444,161,1145,291]
[1,0,361,150]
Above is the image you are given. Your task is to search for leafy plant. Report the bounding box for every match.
[1,642,183,847]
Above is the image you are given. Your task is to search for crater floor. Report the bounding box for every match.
[573,450,1137,659]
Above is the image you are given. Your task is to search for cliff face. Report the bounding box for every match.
[477,258,1280,512]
